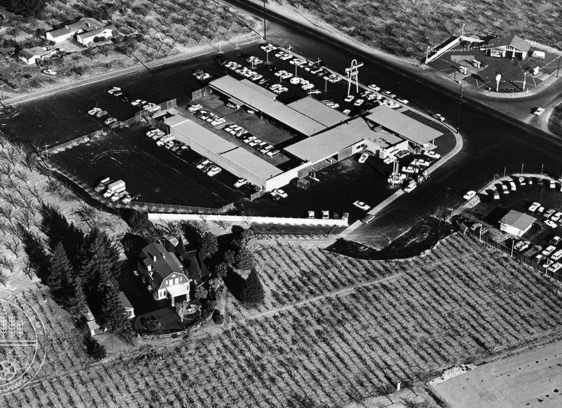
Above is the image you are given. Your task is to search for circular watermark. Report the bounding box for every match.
[0,290,46,396]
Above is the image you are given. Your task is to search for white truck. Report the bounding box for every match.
[94,177,111,192]
[103,179,126,198]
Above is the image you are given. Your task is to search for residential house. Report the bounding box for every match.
[83,307,105,336]
[76,26,113,46]
[138,242,191,306]
[45,17,105,44]
[499,210,536,237]
[19,46,56,65]
[118,291,135,319]
[487,35,531,60]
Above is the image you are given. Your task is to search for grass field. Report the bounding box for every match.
[265,0,562,59]
[3,233,562,407]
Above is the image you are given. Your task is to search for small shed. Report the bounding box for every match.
[499,210,536,237]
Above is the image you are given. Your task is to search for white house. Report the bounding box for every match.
[45,18,104,44]
[19,46,56,65]
[138,242,191,306]
[499,210,536,237]
[76,26,113,46]
[118,291,135,319]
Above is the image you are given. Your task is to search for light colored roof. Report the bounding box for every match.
[240,79,277,98]
[500,210,536,230]
[165,114,236,154]
[77,26,113,40]
[365,105,442,146]
[48,17,103,39]
[209,75,326,136]
[491,34,531,53]
[286,117,405,162]
[20,47,51,59]
[288,96,348,128]
[221,147,283,180]
[118,292,133,309]
[166,284,189,298]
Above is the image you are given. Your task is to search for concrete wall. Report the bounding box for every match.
[148,212,349,227]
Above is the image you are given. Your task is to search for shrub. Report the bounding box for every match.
[84,335,106,360]
[212,309,224,325]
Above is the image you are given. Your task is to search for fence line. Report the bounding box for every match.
[148,212,349,227]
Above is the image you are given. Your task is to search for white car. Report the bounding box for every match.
[344,95,355,103]
[275,189,288,198]
[528,202,541,212]
[463,190,476,200]
[308,210,315,219]
[342,109,351,116]
[207,166,222,177]
[234,178,248,188]
[353,201,370,211]
[368,84,380,91]
[397,98,409,104]
[545,220,558,229]
[322,210,330,219]
[358,153,369,163]
[353,99,364,107]
[534,107,545,116]
[433,113,445,122]
[42,68,57,76]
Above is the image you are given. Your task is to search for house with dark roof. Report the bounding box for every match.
[487,35,531,60]
[499,210,536,237]
[19,46,56,65]
[138,242,191,306]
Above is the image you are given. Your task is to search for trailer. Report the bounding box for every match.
[103,179,126,198]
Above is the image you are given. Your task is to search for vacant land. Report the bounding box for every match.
[261,0,562,59]
[0,0,256,93]
[3,233,562,407]
[431,339,562,408]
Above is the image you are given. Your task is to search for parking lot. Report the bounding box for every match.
[458,175,562,276]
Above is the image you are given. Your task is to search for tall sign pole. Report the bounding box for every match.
[345,59,364,96]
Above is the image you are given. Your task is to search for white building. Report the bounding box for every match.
[76,26,113,46]
[45,18,107,44]
[499,210,536,237]
[19,47,56,65]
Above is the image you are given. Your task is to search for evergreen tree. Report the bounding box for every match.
[99,287,130,334]
[67,274,87,316]
[84,336,106,360]
[47,242,71,296]
[200,232,218,255]
[236,247,255,270]
[240,270,264,305]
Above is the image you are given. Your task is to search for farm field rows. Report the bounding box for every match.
[3,233,562,407]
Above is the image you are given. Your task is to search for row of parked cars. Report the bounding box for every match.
[87,107,120,128]
[517,235,562,274]
[529,201,562,229]
[108,86,161,114]
[224,60,263,82]
[94,178,132,204]
[194,158,222,177]
[145,128,189,154]
[223,124,280,158]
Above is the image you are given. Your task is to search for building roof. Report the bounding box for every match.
[500,210,536,231]
[288,96,348,128]
[490,34,531,53]
[240,79,277,98]
[165,113,236,154]
[166,285,189,298]
[140,242,184,287]
[209,75,326,136]
[365,105,443,146]
[48,17,103,39]
[118,292,133,309]
[221,147,283,180]
[20,46,51,59]
[77,25,113,40]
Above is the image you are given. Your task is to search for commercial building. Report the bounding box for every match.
[499,210,536,237]
[208,75,347,136]
[487,35,531,60]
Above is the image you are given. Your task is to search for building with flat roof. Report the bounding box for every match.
[45,17,105,43]
[365,105,442,148]
[287,96,348,128]
[499,210,536,237]
[209,75,330,136]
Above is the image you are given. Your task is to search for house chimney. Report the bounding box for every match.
[152,255,157,262]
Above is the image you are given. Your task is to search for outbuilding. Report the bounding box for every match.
[499,210,536,237]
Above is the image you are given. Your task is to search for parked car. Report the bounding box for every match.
[308,210,315,219]
[533,107,545,116]
[528,202,541,212]
[463,190,476,200]
[234,178,248,188]
[358,153,369,163]
[353,201,370,211]
[322,210,330,220]
[546,220,558,229]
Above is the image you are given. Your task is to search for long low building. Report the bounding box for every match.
[208,75,346,137]
[365,105,442,148]
[165,109,284,188]
[286,117,408,169]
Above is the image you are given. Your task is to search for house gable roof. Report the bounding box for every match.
[500,210,536,231]
[140,242,184,287]
[491,35,531,53]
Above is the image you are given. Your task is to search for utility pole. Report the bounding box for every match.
[263,0,267,41]
[521,163,524,173]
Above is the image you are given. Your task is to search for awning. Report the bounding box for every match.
[166,284,189,298]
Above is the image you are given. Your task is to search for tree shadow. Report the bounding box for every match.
[19,226,50,283]
[224,269,245,301]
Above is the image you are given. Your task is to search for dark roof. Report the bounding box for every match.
[140,242,184,287]
[118,291,133,309]
[500,210,536,231]
[491,35,531,53]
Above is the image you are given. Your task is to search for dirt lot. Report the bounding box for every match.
[431,339,562,408]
